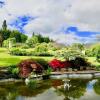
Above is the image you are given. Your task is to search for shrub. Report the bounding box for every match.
[49,59,61,70]
[18,59,43,78]
[49,59,72,71]
[9,47,53,56]
[85,49,94,57]
[8,65,19,78]
[3,38,16,48]
[70,57,91,70]
[96,50,100,62]
[32,58,48,70]
[10,48,27,56]
[55,50,84,60]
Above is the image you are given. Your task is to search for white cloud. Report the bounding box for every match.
[0,0,100,44]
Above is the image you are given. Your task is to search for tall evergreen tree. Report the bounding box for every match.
[2,20,7,30]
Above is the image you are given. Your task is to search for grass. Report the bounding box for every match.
[0,48,53,67]
[0,47,100,67]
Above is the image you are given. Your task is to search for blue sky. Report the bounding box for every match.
[0,0,100,44]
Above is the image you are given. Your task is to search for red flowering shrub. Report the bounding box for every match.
[18,59,43,78]
[48,59,62,70]
[49,59,71,71]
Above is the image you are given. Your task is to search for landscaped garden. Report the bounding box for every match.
[0,20,100,100]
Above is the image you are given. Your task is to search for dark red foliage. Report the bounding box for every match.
[18,59,43,78]
[49,59,71,71]
[61,61,72,68]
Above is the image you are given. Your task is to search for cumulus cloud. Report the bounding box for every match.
[0,0,100,44]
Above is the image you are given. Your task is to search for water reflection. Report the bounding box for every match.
[0,79,100,100]
[93,78,100,95]
[52,79,90,100]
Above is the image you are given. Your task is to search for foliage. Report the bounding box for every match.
[10,30,22,43]
[93,79,100,95]
[71,43,84,51]
[54,79,89,99]
[18,59,43,78]
[10,48,27,56]
[26,36,39,47]
[70,57,91,69]
[26,34,51,47]
[3,38,16,48]
[85,49,93,57]
[21,34,28,43]
[96,49,100,62]
[27,80,38,89]
[49,59,71,71]
[86,43,100,57]
[55,49,84,60]
[32,58,49,70]
[44,67,53,75]
[0,20,28,47]
[2,20,7,30]
[9,47,53,56]
[8,65,19,78]
[0,29,11,40]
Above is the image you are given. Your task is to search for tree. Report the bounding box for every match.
[21,34,28,43]
[0,33,3,47]
[43,37,50,43]
[71,43,84,51]
[26,36,40,47]
[10,30,22,43]
[2,20,7,30]
[0,29,11,40]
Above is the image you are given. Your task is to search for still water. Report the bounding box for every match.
[0,78,100,100]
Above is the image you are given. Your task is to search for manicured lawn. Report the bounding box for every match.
[0,48,100,67]
[0,48,53,67]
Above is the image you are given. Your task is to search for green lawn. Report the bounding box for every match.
[0,48,100,67]
[0,48,53,67]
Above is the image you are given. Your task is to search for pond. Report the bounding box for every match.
[0,78,100,100]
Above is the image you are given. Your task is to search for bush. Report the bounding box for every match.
[8,65,19,78]
[96,49,100,62]
[55,50,84,60]
[10,48,27,56]
[70,57,91,70]
[32,58,49,70]
[9,47,53,56]
[49,59,72,71]
[18,59,43,78]
[85,49,94,57]
[3,38,16,48]
[49,57,90,71]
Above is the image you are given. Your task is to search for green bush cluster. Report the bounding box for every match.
[85,44,100,57]
[9,47,53,56]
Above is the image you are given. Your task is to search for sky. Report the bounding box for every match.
[0,0,100,44]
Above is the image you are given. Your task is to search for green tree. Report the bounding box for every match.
[43,37,50,43]
[2,20,7,30]
[0,33,3,47]
[0,29,11,40]
[10,30,22,43]
[71,43,84,51]
[21,34,28,43]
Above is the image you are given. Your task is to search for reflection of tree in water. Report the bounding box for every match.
[0,81,51,99]
[93,78,100,95]
[52,79,90,100]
